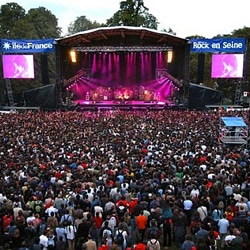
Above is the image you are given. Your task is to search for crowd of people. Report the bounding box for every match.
[0,108,249,250]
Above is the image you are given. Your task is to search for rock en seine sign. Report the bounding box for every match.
[190,38,246,53]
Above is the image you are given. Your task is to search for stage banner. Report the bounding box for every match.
[190,38,246,53]
[1,39,55,53]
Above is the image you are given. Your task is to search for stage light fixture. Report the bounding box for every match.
[70,50,77,63]
[155,68,183,88]
[167,50,173,63]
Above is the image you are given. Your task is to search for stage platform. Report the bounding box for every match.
[220,137,248,146]
[71,100,187,111]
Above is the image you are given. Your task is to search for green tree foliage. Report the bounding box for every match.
[232,27,250,83]
[161,28,176,36]
[106,0,158,29]
[25,7,61,92]
[0,2,28,38]
[68,16,104,35]
[26,7,61,38]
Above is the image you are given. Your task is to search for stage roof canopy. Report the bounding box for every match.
[221,117,247,127]
[55,26,188,49]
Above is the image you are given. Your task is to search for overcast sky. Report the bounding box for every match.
[1,0,250,38]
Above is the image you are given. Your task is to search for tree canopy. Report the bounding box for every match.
[67,0,159,35]
[106,0,158,29]
[67,16,105,35]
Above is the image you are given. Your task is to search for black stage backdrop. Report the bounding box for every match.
[23,84,58,110]
[188,83,223,109]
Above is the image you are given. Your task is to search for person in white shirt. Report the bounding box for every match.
[65,221,77,250]
[147,236,161,250]
[13,202,23,220]
[197,202,208,222]
[55,223,67,243]
[94,205,103,218]
[218,214,230,249]
[26,211,36,225]
[183,195,193,226]
[224,228,236,249]
[45,203,58,217]
[190,186,200,199]
[0,193,7,204]
[235,197,248,213]
[86,189,94,203]
[39,230,48,249]
[110,186,118,199]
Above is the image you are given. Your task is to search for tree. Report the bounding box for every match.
[106,0,158,29]
[161,28,176,36]
[26,7,61,86]
[67,16,104,35]
[0,2,30,38]
[232,27,250,86]
[26,7,61,38]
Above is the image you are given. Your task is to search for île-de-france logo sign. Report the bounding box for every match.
[1,39,55,53]
[3,41,11,51]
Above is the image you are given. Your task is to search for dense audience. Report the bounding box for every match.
[0,109,249,250]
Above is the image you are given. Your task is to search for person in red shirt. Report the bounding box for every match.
[98,239,109,250]
[136,211,148,242]
[93,211,103,229]
[134,240,146,250]
[54,169,61,179]
[2,212,13,231]
[128,199,138,214]
[116,197,129,208]
[205,180,214,190]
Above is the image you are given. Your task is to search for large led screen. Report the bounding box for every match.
[2,54,34,79]
[211,54,244,78]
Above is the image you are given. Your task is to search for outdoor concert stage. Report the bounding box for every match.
[72,100,185,111]
[57,27,188,112]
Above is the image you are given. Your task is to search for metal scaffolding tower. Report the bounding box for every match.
[234,80,242,105]
[5,79,14,106]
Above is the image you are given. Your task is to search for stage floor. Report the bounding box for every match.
[72,100,183,111]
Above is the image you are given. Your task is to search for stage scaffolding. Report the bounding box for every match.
[219,117,248,147]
